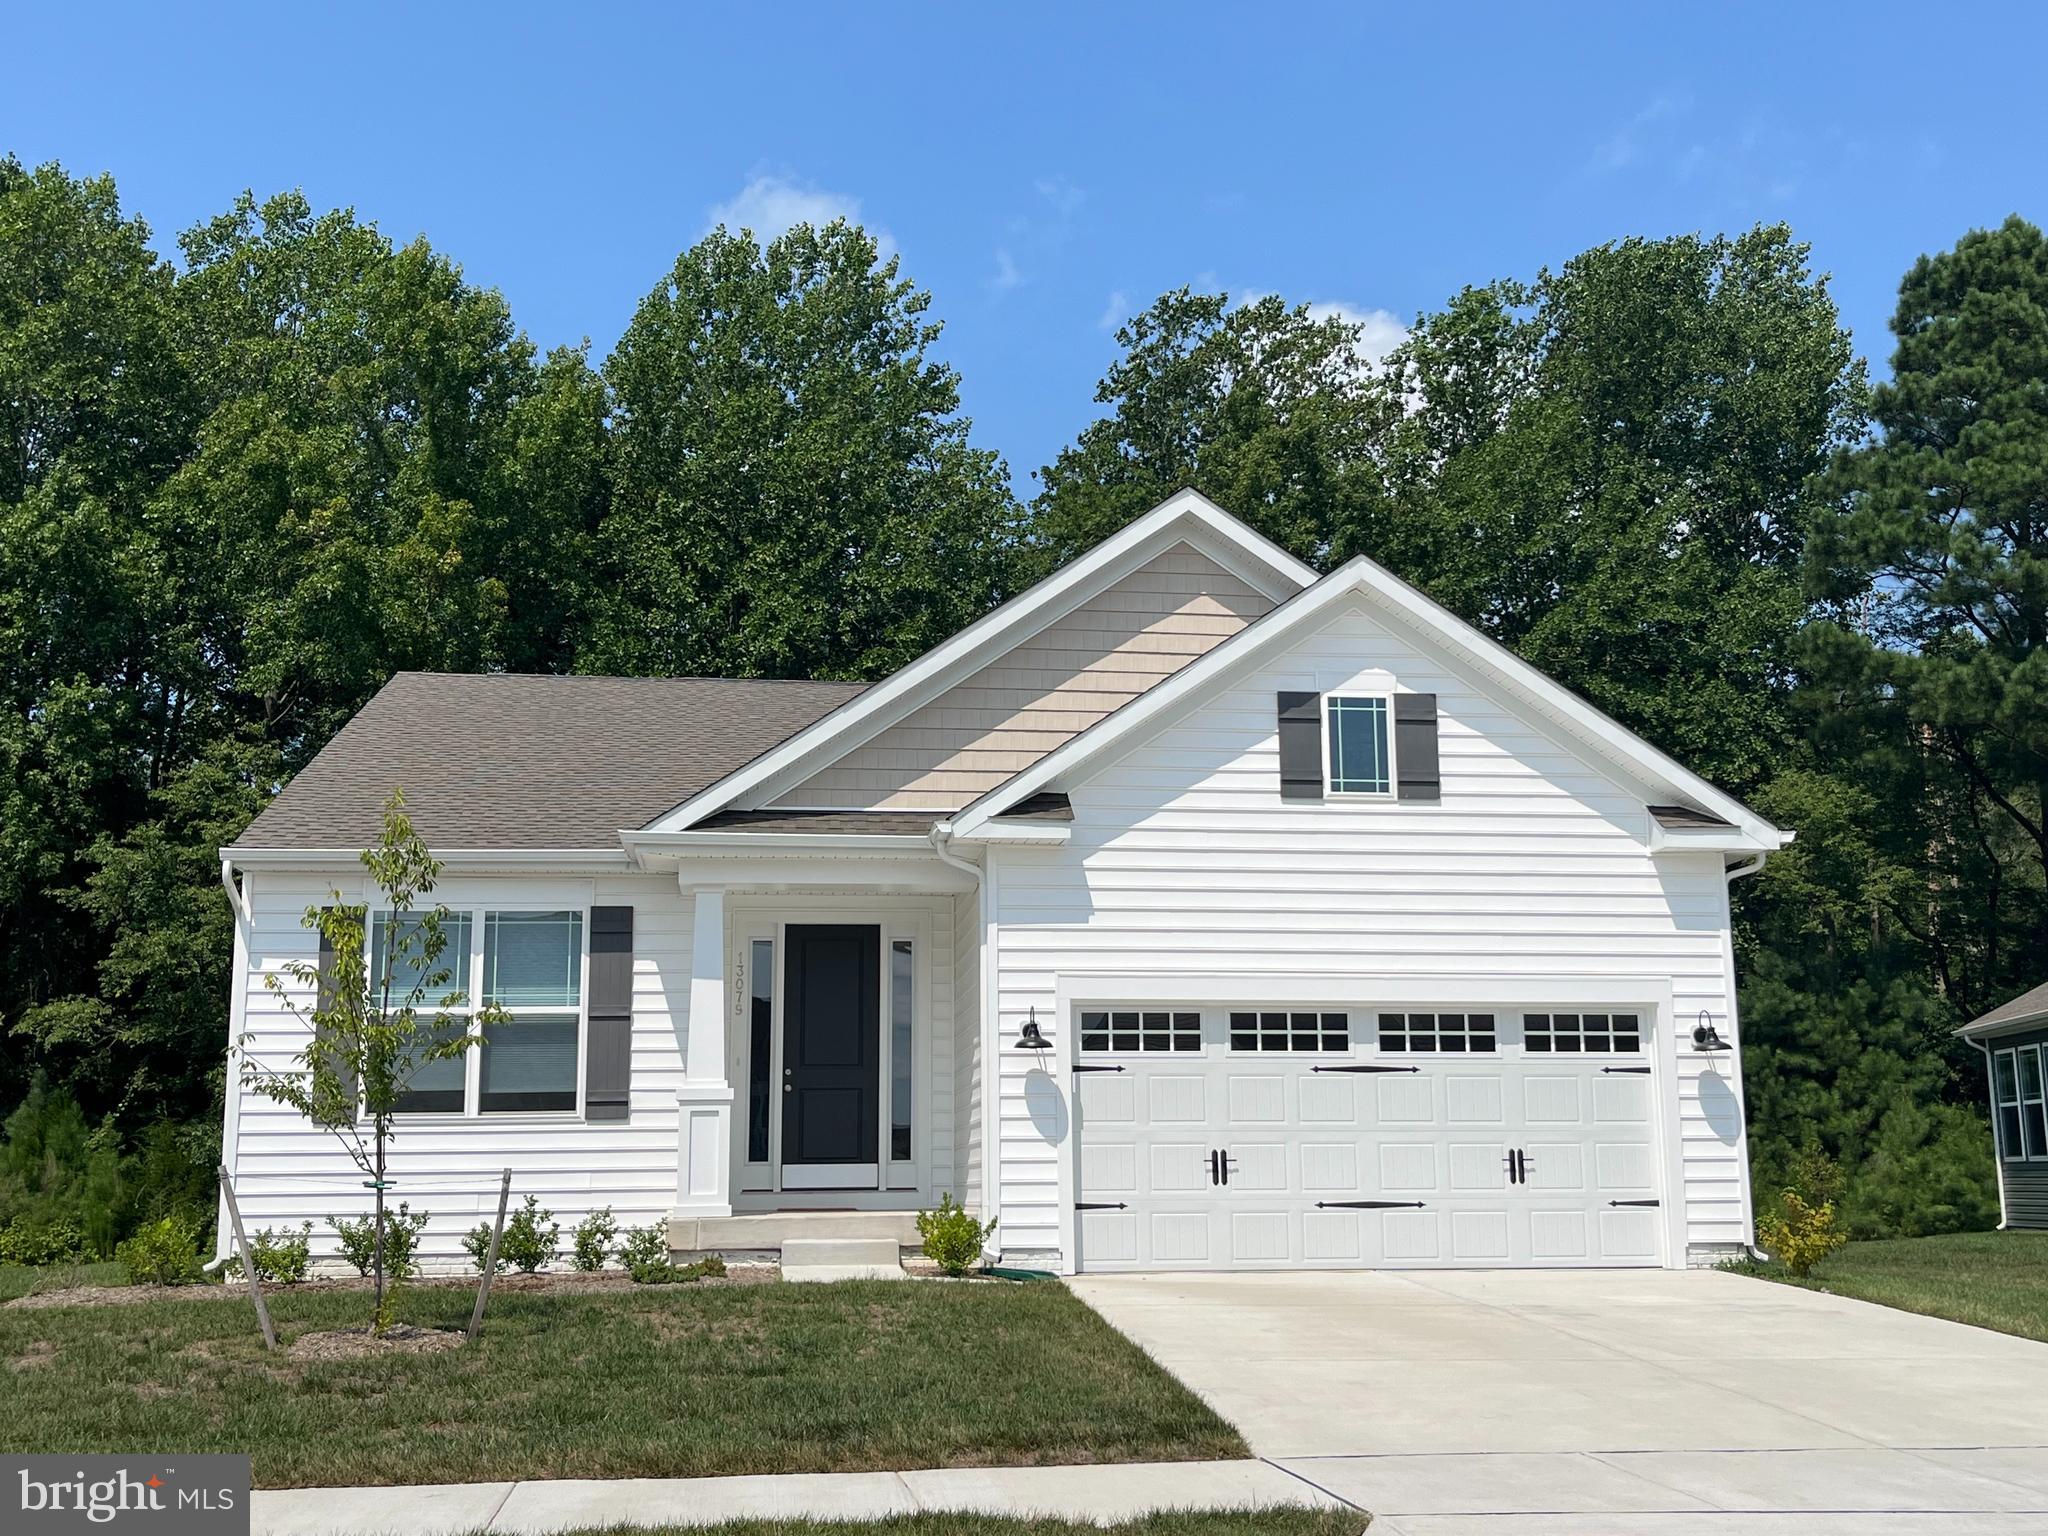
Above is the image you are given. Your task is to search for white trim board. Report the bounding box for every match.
[643,491,1316,833]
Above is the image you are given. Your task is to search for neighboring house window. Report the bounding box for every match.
[748,938,774,1163]
[890,939,914,1162]
[1230,1011,1350,1052]
[2003,1045,2048,1161]
[373,907,584,1116]
[1325,695,1393,795]
[1379,1012,1497,1053]
[1080,1010,1201,1053]
[1525,1012,1642,1054]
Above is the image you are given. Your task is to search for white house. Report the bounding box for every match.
[217,490,1789,1274]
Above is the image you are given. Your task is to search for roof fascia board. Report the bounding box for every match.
[646,490,1315,831]
[1957,1014,2048,1040]
[222,846,632,872]
[950,556,1786,849]
[621,831,940,855]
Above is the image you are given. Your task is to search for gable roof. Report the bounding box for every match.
[1960,980,2048,1037]
[645,489,1317,831]
[231,673,863,852]
[944,553,1791,851]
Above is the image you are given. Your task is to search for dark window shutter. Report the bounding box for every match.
[585,905,634,1121]
[1395,693,1441,801]
[1278,691,1323,801]
[315,912,358,1110]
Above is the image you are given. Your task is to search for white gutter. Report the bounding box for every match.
[1725,853,1769,883]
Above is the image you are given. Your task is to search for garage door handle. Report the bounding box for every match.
[1073,1063,1125,1074]
[1608,1199,1660,1207]
[1315,1200,1427,1210]
[1601,1066,1652,1075]
[1311,1063,1420,1074]
[1075,1201,1128,1211]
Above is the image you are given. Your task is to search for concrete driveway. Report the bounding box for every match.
[1072,1268,2048,1533]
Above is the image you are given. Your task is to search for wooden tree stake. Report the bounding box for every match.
[219,1164,276,1351]
[467,1169,513,1341]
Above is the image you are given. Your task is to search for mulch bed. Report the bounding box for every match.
[288,1324,465,1360]
[3,1264,780,1310]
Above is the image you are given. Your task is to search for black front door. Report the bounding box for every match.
[782,925,879,1169]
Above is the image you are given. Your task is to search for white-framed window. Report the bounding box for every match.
[890,938,914,1163]
[1997,1045,2048,1162]
[1525,1011,1643,1055]
[747,936,775,1165]
[1324,694,1394,796]
[372,906,586,1117]
[1230,1010,1350,1052]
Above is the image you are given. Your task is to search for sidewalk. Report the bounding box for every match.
[251,1459,1356,1534]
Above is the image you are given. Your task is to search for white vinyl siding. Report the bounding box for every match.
[988,600,1749,1265]
[782,544,1275,810]
[953,884,984,1214]
[224,872,691,1270]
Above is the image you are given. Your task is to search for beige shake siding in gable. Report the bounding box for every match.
[780,543,1277,810]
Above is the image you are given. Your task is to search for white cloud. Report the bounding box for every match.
[1034,176,1085,221]
[1591,92,1692,172]
[705,174,895,258]
[1098,290,1130,332]
[990,248,1023,292]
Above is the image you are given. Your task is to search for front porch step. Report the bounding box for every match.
[780,1237,905,1283]
[668,1209,921,1255]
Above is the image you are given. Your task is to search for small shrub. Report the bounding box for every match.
[0,1218,87,1268]
[1756,1188,1849,1278]
[465,1195,561,1275]
[327,1203,430,1279]
[116,1213,205,1286]
[246,1221,312,1284]
[571,1206,618,1271]
[618,1224,724,1284]
[917,1193,995,1276]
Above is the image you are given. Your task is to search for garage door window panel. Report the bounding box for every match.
[1378,1012,1496,1053]
[1230,1011,1349,1052]
[1525,1012,1641,1054]
[1079,1010,1201,1054]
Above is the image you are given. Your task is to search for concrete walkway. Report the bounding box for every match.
[1073,1269,2048,1534]
[251,1459,1354,1535]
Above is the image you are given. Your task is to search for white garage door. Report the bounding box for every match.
[1075,1006,1664,1271]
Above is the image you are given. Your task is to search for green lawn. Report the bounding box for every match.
[534,1516,1362,1536]
[0,1277,1244,1487]
[0,1261,128,1302]
[1743,1230,2048,1342]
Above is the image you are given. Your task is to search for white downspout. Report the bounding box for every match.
[1967,1036,2012,1231]
[217,857,254,1264]
[929,823,999,1255]
[1723,848,1773,1258]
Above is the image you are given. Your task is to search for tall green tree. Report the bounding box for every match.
[587,221,1020,680]
[1807,214,2048,1006]
[1367,226,1865,794]
[1031,289,1397,573]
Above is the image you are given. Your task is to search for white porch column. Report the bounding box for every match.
[674,884,733,1217]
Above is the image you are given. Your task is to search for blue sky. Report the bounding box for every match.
[9,2,2044,493]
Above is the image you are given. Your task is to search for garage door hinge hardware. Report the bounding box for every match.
[1072,1063,1125,1074]
[1608,1199,1660,1207]
[1074,1201,1128,1211]
[1311,1062,1421,1074]
[1600,1066,1653,1075]
[1315,1200,1427,1210]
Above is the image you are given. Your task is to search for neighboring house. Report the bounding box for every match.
[1959,981,2048,1230]
[218,490,1791,1274]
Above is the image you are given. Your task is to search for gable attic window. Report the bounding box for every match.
[1325,695,1393,796]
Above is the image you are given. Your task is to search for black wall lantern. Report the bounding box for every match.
[1692,1010,1727,1051]
[1017,1007,1052,1052]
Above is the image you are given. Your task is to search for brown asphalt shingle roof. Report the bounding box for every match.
[234,673,866,851]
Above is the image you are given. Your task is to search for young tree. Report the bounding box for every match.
[242,792,502,1326]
